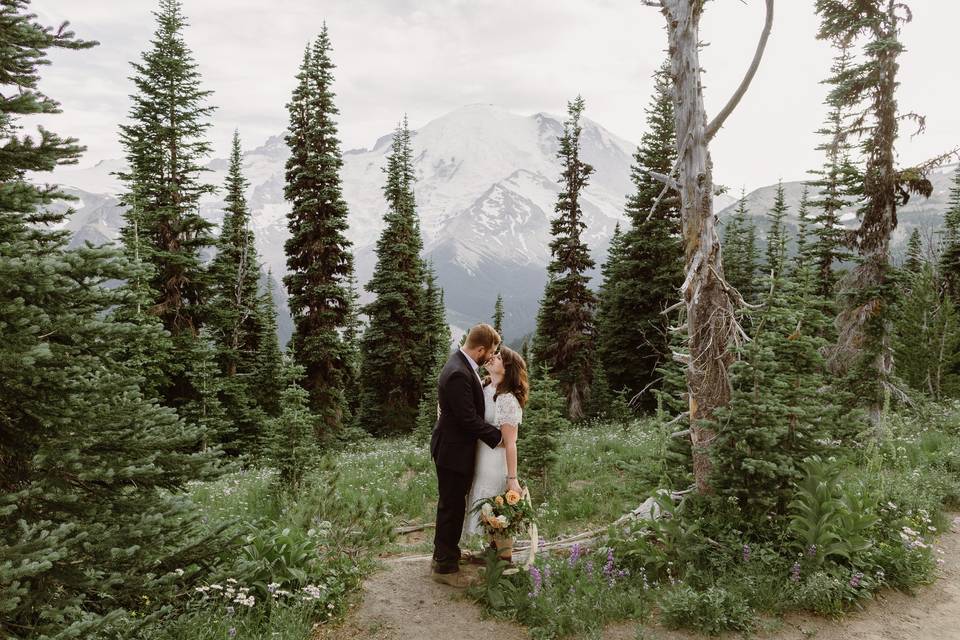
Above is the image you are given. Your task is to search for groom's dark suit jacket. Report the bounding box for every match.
[430,350,502,475]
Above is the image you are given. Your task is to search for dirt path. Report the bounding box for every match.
[318,517,960,640]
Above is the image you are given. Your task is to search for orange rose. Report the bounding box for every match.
[495,495,504,507]
[505,490,521,506]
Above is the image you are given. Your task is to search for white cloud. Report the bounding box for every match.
[28,0,960,191]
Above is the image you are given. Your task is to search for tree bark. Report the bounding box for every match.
[649,0,773,493]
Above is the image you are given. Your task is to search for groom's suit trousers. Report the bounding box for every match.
[432,465,473,573]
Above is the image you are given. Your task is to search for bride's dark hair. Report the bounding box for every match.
[494,346,529,408]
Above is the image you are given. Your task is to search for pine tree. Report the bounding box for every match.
[941,165,960,302]
[764,180,790,279]
[893,264,960,399]
[358,117,428,435]
[723,189,759,302]
[807,45,858,298]
[283,26,356,437]
[415,264,452,438]
[342,271,364,424]
[595,65,682,407]
[208,130,267,453]
[492,292,505,337]
[0,6,232,635]
[904,228,923,272]
[711,257,855,524]
[519,368,568,493]
[251,280,285,421]
[793,187,816,278]
[116,0,217,409]
[265,358,319,491]
[532,96,597,420]
[179,329,233,450]
[816,0,933,426]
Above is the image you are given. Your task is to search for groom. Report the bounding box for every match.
[430,323,515,587]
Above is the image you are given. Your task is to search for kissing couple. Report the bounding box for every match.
[429,323,529,587]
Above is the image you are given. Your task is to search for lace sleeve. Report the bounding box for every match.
[496,393,523,426]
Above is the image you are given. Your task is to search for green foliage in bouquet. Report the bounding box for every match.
[470,489,536,539]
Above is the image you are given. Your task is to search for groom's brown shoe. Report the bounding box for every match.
[431,570,477,588]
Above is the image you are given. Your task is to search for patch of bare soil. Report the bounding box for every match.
[319,516,960,640]
[315,557,526,640]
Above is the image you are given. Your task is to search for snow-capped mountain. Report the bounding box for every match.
[43,105,955,344]
[46,104,639,341]
[715,162,959,258]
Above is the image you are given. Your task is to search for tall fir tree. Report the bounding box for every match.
[492,292,505,337]
[793,187,816,278]
[893,263,960,399]
[251,278,285,420]
[711,247,856,525]
[904,228,923,272]
[532,95,597,420]
[519,368,568,493]
[415,263,452,437]
[116,0,217,410]
[358,117,429,435]
[0,6,232,635]
[764,180,790,278]
[816,0,933,426]
[342,271,364,424]
[940,164,960,303]
[595,65,682,407]
[265,357,319,491]
[283,26,356,437]
[807,45,858,298]
[208,130,267,453]
[722,189,760,303]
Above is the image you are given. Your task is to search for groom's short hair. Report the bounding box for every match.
[465,323,501,350]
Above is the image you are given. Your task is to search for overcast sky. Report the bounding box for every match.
[31,0,960,192]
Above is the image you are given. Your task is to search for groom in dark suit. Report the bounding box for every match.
[430,323,513,587]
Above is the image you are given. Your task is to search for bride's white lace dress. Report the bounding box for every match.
[463,383,523,537]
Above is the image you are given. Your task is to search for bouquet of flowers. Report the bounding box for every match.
[471,488,536,539]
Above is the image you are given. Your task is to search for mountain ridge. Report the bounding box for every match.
[41,105,955,343]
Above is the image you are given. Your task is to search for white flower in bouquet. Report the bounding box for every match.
[481,503,494,517]
[496,515,509,528]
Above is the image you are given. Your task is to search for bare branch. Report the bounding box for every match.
[704,0,774,141]
[665,411,689,426]
[642,168,680,192]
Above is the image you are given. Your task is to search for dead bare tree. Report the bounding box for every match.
[641,0,774,493]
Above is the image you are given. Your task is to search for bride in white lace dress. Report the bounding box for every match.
[463,346,528,538]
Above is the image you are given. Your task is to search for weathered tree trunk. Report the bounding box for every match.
[646,0,774,493]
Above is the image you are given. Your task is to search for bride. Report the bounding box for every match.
[463,346,528,538]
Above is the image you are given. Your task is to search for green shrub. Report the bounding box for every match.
[658,585,755,636]
[472,543,650,640]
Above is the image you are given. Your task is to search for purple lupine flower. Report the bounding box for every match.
[742,544,751,562]
[528,565,542,597]
[849,571,864,588]
[568,543,582,567]
[543,565,552,584]
[585,560,594,576]
[603,549,615,578]
[806,544,817,558]
[790,561,801,582]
